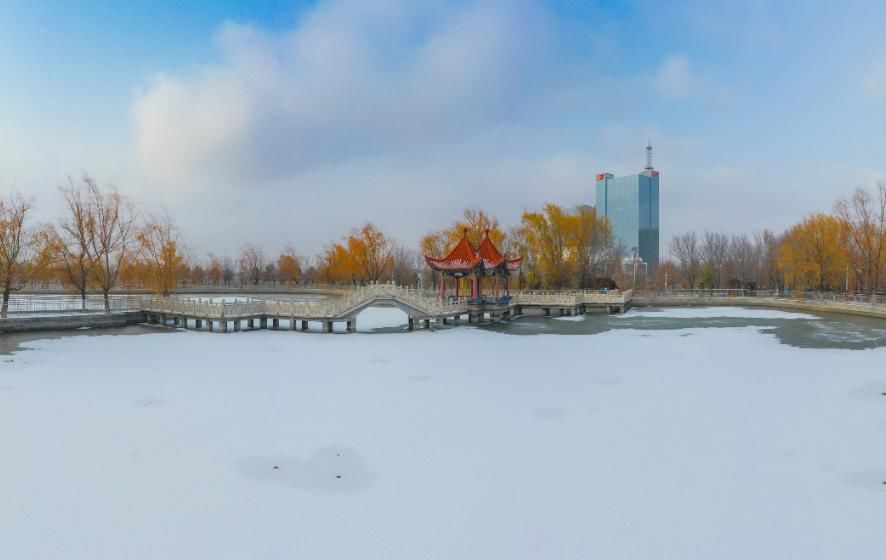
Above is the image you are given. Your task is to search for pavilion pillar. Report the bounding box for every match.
[456,277,460,299]
[495,276,499,298]
[440,272,445,300]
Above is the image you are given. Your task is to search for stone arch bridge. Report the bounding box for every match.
[140,283,632,333]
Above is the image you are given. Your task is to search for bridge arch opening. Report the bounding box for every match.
[351,305,409,333]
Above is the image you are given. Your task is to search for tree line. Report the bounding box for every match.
[667,183,886,294]
[3,175,885,316]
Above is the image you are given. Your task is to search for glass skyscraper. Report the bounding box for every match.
[595,145,660,273]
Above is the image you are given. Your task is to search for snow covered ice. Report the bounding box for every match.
[1,307,885,559]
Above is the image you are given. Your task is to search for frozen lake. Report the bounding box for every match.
[1,306,885,559]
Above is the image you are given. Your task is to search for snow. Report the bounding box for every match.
[621,306,821,320]
[1,307,885,560]
[553,315,585,322]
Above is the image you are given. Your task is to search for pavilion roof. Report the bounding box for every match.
[424,230,522,274]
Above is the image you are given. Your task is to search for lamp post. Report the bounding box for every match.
[631,246,639,286]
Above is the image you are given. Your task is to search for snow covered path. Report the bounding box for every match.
[1,308,885,559]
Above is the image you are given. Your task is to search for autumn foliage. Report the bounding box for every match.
[4,174,886,299]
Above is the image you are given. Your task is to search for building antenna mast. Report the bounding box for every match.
[645,139,654,173]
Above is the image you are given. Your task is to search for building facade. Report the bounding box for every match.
[595,145,660,273]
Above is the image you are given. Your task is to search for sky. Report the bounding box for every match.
[2,0,886,259]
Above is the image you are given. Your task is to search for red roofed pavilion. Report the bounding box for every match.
[425,230,522,301]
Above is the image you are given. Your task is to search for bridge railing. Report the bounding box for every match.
[0,294,143,317]
[142,283,470,319]
[511,289,631,306]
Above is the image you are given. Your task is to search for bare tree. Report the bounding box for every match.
[82,178,137,311]
[239,244,266,286]
[391,244,419,286]
[755,229,782,291]
[835,184,886,294]
[670,232,701,288]
[0,192,47,318]
[702,232,729,288]
[48,177,94,310]
[728,233,756,288]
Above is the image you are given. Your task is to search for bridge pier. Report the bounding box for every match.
[301,320,309,331]
[234,320,241,332]
[195,319,202,329]
[247,318,254,329]
[324,321,333,333]
[220,320,228,333]
[260,317,268,329]
[347,318,356,333]
[205,320,211,332]
[408,318,415,331]
[289,318,297,331]
[423,319,430,329]
[271,318,279,329]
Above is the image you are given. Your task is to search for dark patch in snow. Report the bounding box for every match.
[133,397,165,407]
[844,470,886,491]
[533,406,565,419]
[240,446,375,496]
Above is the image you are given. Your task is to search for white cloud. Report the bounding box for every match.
[654,54,703,98]
[133,0,561,186]
[863,54,886,98]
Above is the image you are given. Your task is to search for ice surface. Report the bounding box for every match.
[621,306,821,320]
[1,307,885,560]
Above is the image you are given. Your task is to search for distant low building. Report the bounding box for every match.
[595,143,660,274]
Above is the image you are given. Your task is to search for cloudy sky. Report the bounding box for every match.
[2,0,885,259]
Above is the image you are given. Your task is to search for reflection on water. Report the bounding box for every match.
[483,307,886,350]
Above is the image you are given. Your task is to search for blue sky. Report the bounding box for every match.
[2,0,886,256]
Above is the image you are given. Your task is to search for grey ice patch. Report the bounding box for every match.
[847,381,886,403]
[844,470,886,491]
[133,397,165,407]
[533,406,565,419]
[239,446,375,496]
